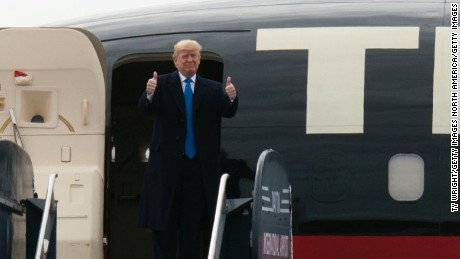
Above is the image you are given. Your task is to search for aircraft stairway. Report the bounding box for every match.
[208,173,252,259]
[208,149,292,259]
[0,139,58,259]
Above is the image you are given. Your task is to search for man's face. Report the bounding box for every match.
[174,50,201,78]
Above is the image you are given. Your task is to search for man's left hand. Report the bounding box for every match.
[225,77,237,101]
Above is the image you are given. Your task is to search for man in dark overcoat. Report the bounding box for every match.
[137,39,238,259]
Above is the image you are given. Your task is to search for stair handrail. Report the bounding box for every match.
[208,173,229,259]
[34,173,58,259]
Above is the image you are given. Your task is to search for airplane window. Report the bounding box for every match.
[111,146,115,162]
[144,148,149,162]
[388,153,424,201]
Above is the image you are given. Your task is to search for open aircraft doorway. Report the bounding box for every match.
[108,54,224,258]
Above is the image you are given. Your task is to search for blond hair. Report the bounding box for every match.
[172,39,202,59]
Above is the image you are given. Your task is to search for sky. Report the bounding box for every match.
[0,0,194,27]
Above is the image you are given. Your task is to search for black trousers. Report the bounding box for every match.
[152,156,205,259]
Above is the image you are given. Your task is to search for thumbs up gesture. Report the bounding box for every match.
[146,71,158,95]
[225,76,237,101]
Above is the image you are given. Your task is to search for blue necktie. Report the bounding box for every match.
[184,78,196,158]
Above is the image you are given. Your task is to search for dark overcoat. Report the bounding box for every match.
[137,71,238,230]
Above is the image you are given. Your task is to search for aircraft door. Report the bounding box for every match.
[0,28,106,259]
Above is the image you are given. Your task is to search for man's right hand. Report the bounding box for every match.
[146,71,158,95]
